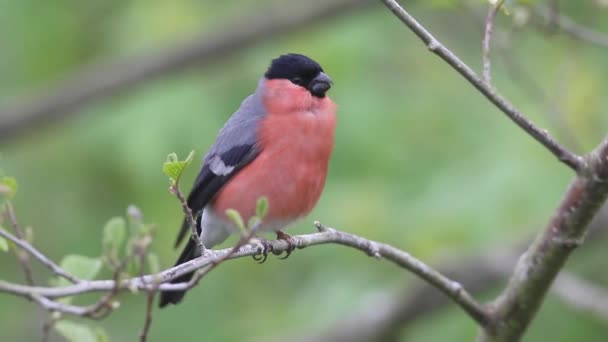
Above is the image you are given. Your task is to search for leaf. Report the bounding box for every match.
[225,209,246,233]
[0,176,17,201]
[102,217,126,256]
[55,321,97,342]
[256,196,269,219]
[56,255,102,287]
[162,150,195,182]
[0,236,8,252]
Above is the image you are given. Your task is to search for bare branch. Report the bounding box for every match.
[41,314,58,342]
[303,215,608,342]
[380,0,583,172]
[4,203,35,285]
[482,0,504,84]
[139,287,158,342]
[169,182,205,254]
[0,225,489,326]
[82,254,134,319]
[0,225,80,284]
[301,244,518,342]
[0,0,372,141]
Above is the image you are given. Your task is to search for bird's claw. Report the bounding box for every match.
[275,231,297,260]
[252,237,273,264]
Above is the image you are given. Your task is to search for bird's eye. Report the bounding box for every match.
[291,77,305,86]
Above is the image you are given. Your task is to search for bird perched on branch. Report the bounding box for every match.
[159,53,337,308]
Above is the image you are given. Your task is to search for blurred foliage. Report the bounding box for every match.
[1,0,608,341]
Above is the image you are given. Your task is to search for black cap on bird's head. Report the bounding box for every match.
[265,53,333,98]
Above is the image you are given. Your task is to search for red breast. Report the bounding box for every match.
[211,79,337,222]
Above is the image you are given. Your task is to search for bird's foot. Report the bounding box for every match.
[275,231,297,260]
[252,236,273,264]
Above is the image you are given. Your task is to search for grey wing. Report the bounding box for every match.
[174,91,267,247]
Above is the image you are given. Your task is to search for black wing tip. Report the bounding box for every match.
[174,217,193,249]
[158,291,185,308]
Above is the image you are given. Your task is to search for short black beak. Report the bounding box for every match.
[309,72,333,97]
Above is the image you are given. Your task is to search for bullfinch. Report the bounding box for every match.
[159,53,336,308]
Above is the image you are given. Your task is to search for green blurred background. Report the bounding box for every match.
[1,0,608,341]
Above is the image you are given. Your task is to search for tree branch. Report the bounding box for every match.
[4,203,35,285]
[482,0,504,84]
[303,218,608,342]
[380,0,583,172]
[0,0,372,142]
[0,223,489,327]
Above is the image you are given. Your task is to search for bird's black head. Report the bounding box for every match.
[265,53,333,98]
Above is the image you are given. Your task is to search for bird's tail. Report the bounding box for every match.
[158,237,197,308]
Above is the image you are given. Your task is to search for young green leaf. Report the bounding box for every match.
[55,321,97,342]
[102,217,126,255]
[0,236,8,252]
[56,255,103,287]
[162,150,195,182]
[0,176,18,201]
[256,196,269,219]
[225,209,246,233]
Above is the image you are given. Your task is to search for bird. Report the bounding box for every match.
[159,53,337,308]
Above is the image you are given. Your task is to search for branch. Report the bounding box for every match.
[0,224,489,327]
[301,244,517,342]
[0,0,372,141]
[380,0,583,172]
[480,137,608,341]
[0,225,81,284]
[303,209,608,341]
[4,203,35,285]
[139,288,157,342]
[482,0,504,84]
[169,181,205,253]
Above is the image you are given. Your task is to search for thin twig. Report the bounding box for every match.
[482,0,504,84]
[0,225,489,326]
[170,182,205,254]
[137,231,157,342]
[139,287,158,342]
[0,225,80,284]
[4,203,35,285]
[380,0,584,172]
[83,253,134,319]
[41,312,59,342]
[302,215,608,341]
[493,29,583,150]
